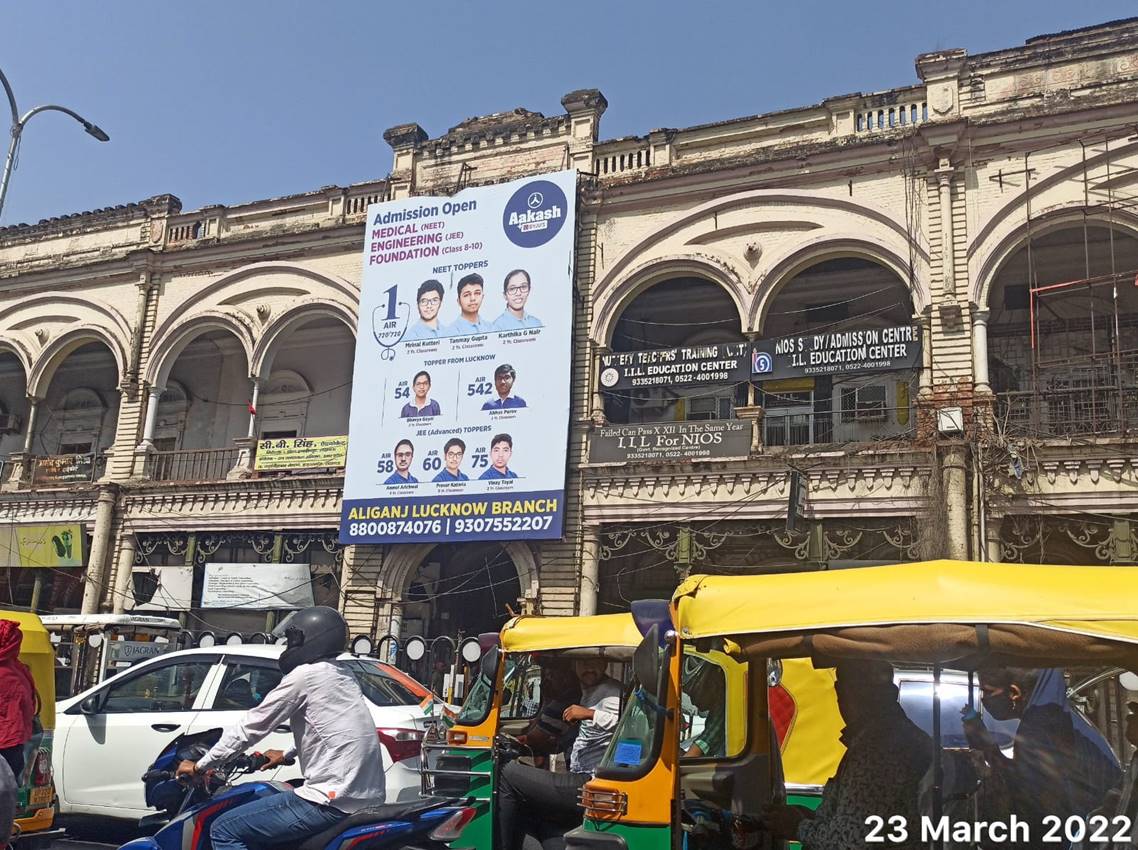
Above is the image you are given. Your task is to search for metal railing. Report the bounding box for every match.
[763,405,917,447]
[148,447,242,482]
[996,385,1138,439]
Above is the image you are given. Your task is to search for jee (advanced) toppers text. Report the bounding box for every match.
[340,171,576,545]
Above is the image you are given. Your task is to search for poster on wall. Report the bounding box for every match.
[14,523,84,568]
[128,565,194,612]
[339,169,577,544]
[201,563,315,610]
[590,420,752,464]
[751,324,922,381]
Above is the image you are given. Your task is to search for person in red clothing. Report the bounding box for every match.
[0,620,35,782]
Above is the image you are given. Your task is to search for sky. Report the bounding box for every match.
[2,1,1136,226]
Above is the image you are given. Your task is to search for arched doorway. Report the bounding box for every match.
[758,257,916,446]
[401,542,522,641]
[603,276,745,424]
[986,224,1138,437]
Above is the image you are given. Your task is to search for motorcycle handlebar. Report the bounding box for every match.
[141,770,172,783]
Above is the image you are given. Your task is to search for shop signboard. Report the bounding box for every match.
[590,420,752,464]
[255,435,348,471]
[598,342,751,391]
[5,523,84,568]
[31,453,94,486]
[201,562,315,610]
[107,640,169,664]
[751,324,922,381]
[340,169,577,544]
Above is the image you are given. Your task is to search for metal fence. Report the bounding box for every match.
[148,447,243,482]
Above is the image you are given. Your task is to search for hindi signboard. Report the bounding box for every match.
[31,453,94,486]
[751,324,921,381]
[255,436,348,471]
[340,170,577,544]
[201,563,315,610]
[598,343,751,391]
[590,420,752,464]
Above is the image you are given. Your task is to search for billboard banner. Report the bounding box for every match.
[751,324,922,381]
[340,170,577,545]
[590,420,752,464]
[598,342,751,390]
[14,523,83,568]
[255,435,348,471]
[128,565,195,612]
[201,562,315,610]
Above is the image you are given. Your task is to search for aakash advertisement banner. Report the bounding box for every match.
[340,170,576,544]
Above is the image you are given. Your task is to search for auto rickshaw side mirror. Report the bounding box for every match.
[634,625,664,695]
[479,646,500,682]
[78,691,106,715]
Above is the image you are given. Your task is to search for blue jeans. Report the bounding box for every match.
[210,790,345,850]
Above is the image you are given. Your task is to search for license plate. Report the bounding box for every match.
[29,786,53,807]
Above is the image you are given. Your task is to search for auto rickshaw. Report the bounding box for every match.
[1,610,62,847]
[421,612,645,850]
[570,559,1138,850]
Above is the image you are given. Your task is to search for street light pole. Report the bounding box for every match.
[0,66,109,223]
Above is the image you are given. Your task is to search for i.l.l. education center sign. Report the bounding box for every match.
[751,324,921,380]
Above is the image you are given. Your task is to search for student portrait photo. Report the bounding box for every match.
[479,433,518,480]
[400,370,441,418]
[481,363,527,410]
[384,439,418,484]
[432,437,469,482]
[445,273,495,336]
[493,268,542,330]
[404,279,445,341]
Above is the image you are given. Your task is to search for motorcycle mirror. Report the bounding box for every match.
[1121,671,1138,692]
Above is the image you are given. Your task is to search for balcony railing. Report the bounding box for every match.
[996,386,1138,439]
[763,405,916,448]
[148,447,243,482]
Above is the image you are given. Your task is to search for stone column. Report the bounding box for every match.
[81,484,119,614]
[578,523,601,616]
[111,533,139,614]
[22,397,39,455]
[936,161,957,302]
[972,309,991,395]
[984,515,1003,563]
[941,445,970,561]
[138,386,163,447]
[591,346,610,425]
[246,377,261,438]
[916,311,933,400]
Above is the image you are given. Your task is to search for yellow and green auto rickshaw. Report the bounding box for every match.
[422,612,645,850]
[1,610,61,847]
[569,559,1138,850]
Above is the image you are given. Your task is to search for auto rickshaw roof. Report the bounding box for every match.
[39,613,182,630]
[501,613,643,653]
[673,560,1138,668]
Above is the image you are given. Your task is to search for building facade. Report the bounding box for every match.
[2,19,1137,642]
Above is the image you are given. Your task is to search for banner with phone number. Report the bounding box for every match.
[339,169,576,544]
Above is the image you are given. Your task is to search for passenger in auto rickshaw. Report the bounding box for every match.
[514,661,581,767]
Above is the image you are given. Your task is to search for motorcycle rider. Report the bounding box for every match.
[176,607,385,850]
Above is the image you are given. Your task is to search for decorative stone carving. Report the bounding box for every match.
[256,304,272,325]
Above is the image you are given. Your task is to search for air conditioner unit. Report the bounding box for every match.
[0,413,22,434]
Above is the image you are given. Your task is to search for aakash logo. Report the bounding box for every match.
[503,179,567,247]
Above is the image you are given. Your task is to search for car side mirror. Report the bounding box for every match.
[79,692,105,715]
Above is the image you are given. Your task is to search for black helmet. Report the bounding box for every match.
[278,606,347,675]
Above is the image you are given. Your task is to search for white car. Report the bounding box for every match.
[53,645,443,820]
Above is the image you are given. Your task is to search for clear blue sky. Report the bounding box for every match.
[2,1,1135,225]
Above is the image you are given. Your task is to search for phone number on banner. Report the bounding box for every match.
[340,491,564,544]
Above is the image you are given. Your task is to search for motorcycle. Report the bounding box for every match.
[117,729,474,850]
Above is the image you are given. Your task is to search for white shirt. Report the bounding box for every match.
[197,660,385,812]
[569,677,622,775]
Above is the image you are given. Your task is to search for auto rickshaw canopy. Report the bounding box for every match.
[500,612,643,655]
[673,560,1138,668]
